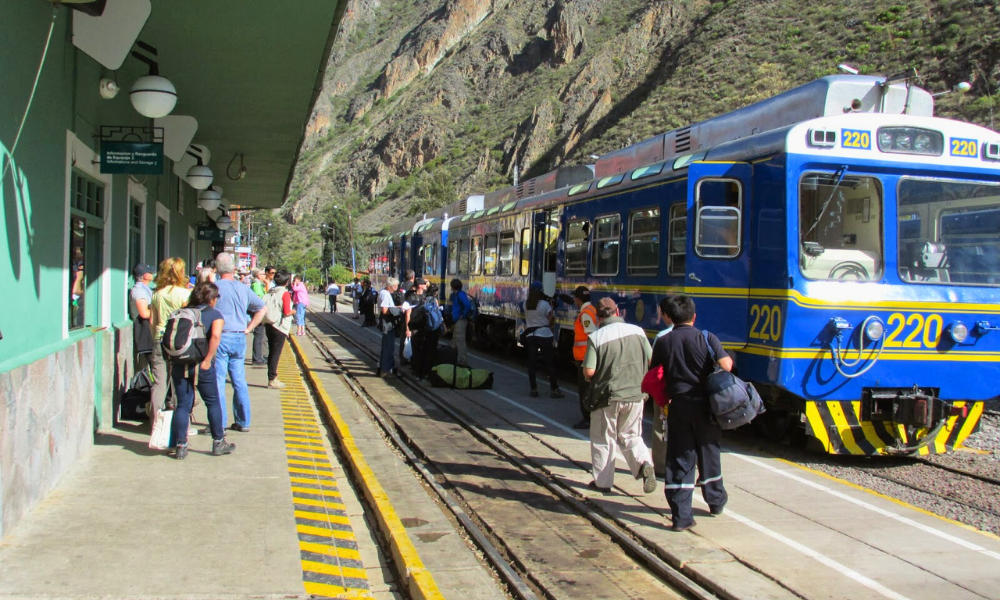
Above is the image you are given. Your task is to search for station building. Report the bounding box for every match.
[0,1,344,539]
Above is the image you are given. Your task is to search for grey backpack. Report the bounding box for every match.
[702,330,765,429]
[161,307,208,365]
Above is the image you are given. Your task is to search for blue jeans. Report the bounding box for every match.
[215,332,251,428]
[379,328,396,375]
[169,363,224,447]
[294,303,306,326]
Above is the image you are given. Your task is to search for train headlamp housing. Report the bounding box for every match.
[877,127,943,156]
[864,318,885,341]
[948,321,970,343]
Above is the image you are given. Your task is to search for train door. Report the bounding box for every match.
[399,234,409,278]
[684,162,751,346]
[531,208,561,296]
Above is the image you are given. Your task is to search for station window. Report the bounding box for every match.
[448,239,458,275]
[68,170,106,331]
[799,173,884,281]
[484,234,498,275]
[591,214,621,276]
[458,237,471,275]
[668,204,687,276]
[129,199,143,270]
[499,231,515,276]
[628,207,659,275]
[520,228,531,276]
[470,236,483,275]
[565,220,589,276]
[695,179,742,258]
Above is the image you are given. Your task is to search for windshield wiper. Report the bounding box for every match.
[803,165,849,240]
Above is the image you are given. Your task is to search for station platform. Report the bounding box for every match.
[0,332,505,600]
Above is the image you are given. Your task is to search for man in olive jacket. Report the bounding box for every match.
[582,297,656,495]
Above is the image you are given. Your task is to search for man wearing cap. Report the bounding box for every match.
[401,277,427,369]
[582,297,657,495]
[572,286,598,429]
[129,263,156,370]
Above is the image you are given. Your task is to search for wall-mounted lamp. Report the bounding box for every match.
[185,146,213,190]
[198,186,222,211]
[129,41,176,118]
[99,77,119,99]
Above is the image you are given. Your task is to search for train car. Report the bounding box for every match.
[368,75,999,455]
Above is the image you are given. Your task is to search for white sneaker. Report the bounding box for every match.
[268,379,286,389]
[187,426,198,436]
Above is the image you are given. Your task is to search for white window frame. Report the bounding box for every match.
[128,177,148,265]
[155,201,170,264]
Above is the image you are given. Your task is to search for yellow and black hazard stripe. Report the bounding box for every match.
[805,400,984,455]
[276,351,372,599]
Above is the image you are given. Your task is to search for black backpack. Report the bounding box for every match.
[702,330,765,429]
[161,307,208,365]
[408,302,427,330]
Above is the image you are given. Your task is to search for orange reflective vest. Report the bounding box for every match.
[573,302,598,362]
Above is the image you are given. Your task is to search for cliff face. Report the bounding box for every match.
[287,0,1000,231]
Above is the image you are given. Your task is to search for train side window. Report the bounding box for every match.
[668,204,687,276]
[484,234,498,275]
[565,220,589,276]
[499,231,515,276]
[591,214,621,276]
[458,237,471,275]
[695,178,742,258]
[627,207,659,275]
[470,236,483,275]
[800,173,883,281]
[448,239,458,275]
[424,244,436,276]
[520,228,531,276]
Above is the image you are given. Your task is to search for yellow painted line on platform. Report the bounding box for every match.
[290,335,445,600]
[777,458,1000,541]
[276,347,371,600]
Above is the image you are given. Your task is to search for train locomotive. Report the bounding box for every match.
[368,75,1000,456]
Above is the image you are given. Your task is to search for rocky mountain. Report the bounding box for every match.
[284,0,1000,234]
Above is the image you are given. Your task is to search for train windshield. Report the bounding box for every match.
[799,173,884,281]
[898,178,1000,287]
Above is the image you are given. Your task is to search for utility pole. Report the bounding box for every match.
[347,211,356,278]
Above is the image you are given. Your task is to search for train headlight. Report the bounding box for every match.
[876,127,944,155]
[949,321,969,343]
[864,318,885,341]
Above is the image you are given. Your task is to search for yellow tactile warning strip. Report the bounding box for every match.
[275,347,373,599]
[289,334,446,600]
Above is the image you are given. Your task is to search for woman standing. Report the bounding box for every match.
[168,282,235,459]
[523,281,565,398]
[265,270,295,389]
[291,275,309,336]
[149,258,192,427]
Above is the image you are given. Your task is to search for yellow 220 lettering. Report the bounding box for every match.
[951,139,978,157]
[843,130,871,149]
[749,304,782,342]
[883,313,943,349]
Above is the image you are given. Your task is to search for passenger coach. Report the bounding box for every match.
[370,75,1000,455]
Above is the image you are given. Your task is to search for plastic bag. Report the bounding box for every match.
[403,337,413,360]
[148,409,174,450]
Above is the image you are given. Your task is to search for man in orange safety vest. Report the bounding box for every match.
[572,286,599,429]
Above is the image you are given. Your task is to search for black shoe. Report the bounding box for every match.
[641,463,657,494]
[550,389,565,399]
[212,438,236,455]
[670,520,696,532]
[709,504,725,516]
[197,426,211,436]
[229,423,249,433]
[529,389,539,398]
[173,445,188,460]
[572,419,590,430]
[587,481,612,493]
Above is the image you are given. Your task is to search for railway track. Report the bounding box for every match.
[303,307,724,600]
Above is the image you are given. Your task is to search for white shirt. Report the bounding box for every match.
[378,288,395,310]
[525,299,554,338]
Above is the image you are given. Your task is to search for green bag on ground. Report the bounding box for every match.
[429,364,494,389]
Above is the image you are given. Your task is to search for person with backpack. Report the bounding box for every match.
[523,281,565,399]
[401,278,427,373]
[377,277,402,376]
[166,282,235,460]
[448,278,473,367]
[360,279,377,326]
[571,286,598,428]
[263,270,295,389]
[149,258,192,429]
[250,268,268,367]
[649,294,732,532]
[413,284,446,381]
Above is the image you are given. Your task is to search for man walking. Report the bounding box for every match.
[448,278,472,367]
[250,268,268,367]
[571,286,598,430]
[326,280,341,313]
[213,253,267,433]
[582,298,656,496]
[378,277,401,376]
[649,294,731,532]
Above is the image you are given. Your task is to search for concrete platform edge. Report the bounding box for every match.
[289,335,445,600]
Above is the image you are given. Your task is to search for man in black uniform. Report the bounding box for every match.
[649,294,733,532]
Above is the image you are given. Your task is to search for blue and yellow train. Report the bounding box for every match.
[368,75,1000,455]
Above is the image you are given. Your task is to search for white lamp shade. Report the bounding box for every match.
[206,208,223,220]
[130,75,177,118]
[186,164,214,190]
[198,188,222,211]
[215,214,232,229]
